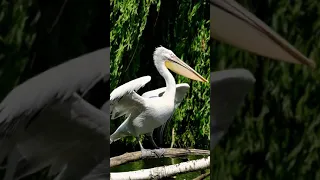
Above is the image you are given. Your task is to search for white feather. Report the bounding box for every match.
[142,83,190,108]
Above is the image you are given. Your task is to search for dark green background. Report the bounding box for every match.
[211,0,320,179]
[0,0,108,179]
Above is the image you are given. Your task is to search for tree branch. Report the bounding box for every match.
[193,171,210,180]
[110,156,210,180]
[48,0,68,33]
[110,148,209,168]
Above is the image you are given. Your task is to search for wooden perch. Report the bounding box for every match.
[110,156,210,180]
[110,148,209,168]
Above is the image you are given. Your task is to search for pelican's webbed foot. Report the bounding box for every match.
[139,134,166,158]
[145,132,166,157]
[151,148,165,158]
[141,148,153,159]
[140,148,165,158]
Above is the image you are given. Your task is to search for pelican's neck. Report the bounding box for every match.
[156,63,176,99]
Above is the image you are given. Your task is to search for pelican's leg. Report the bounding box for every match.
[137,136,145,150]
[146,132,165,158]
[146,132,160,148]
[136,136,152,158]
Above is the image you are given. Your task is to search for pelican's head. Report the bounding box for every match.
[153,46,208,82]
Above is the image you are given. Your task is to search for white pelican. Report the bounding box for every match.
[110,46,207,157]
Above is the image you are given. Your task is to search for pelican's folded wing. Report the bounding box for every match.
[9,94,109,180]
[141,83,190,108]
[0,48,110,180]
[0,48,109,128]
[210,0,315,67]
[211,69,255,149]
[142,83,190,144]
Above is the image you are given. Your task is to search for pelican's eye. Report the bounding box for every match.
[169,53,175,60]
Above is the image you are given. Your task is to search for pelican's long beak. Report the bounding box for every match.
[210,0,316,68]
[165,57,208,82]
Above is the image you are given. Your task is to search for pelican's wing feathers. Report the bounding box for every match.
[110,76,151,120]
[0,48,109,180]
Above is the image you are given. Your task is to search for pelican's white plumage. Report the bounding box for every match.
[142,83,190,108]
[142,83,190,144]
[110,76,151,102]
[110,47,206,155]
[110,76,151,120]
[110,76,175,143]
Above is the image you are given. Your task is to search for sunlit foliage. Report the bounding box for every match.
[110,0,210,153]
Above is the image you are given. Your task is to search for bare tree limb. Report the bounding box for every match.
[48,0,68,33]
[170,127,175,148]
[110,156,210,180]
[110,148,209,168]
